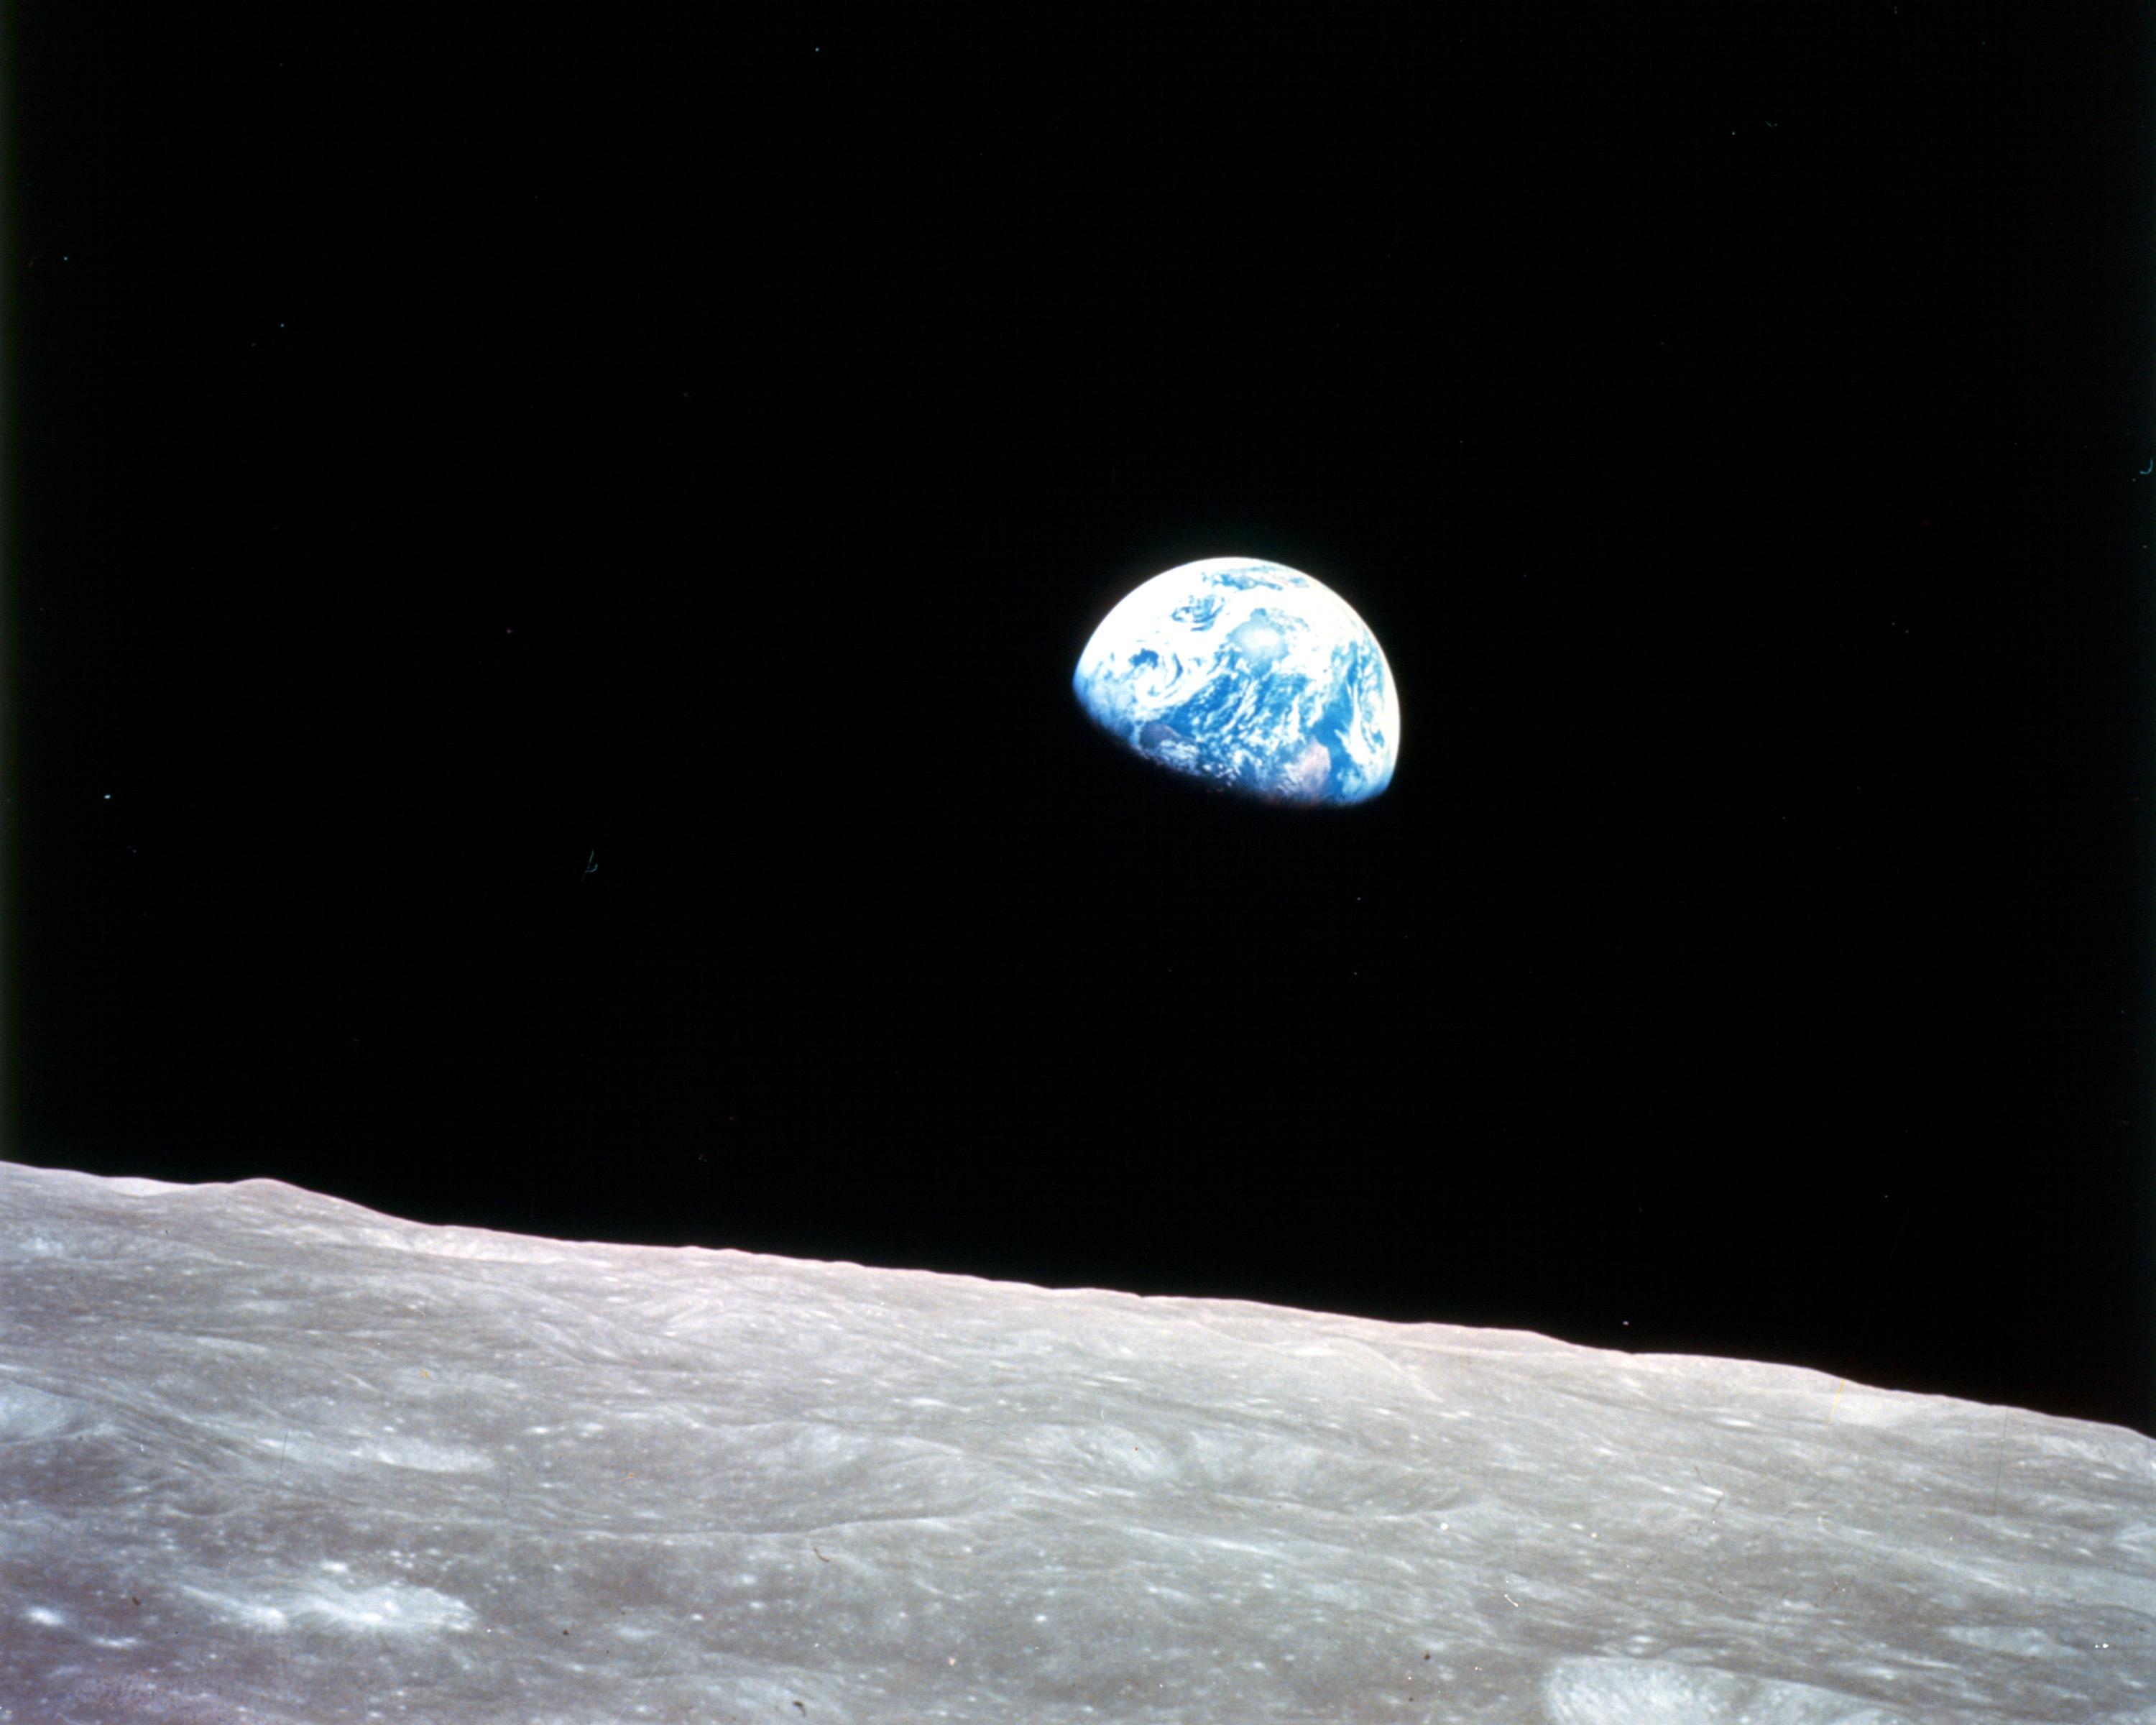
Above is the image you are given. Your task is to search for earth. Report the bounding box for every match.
[1072,558,1399,806]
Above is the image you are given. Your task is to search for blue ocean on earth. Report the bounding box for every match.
[1073,558,1399,806]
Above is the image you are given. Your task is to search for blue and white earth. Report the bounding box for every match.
[1073,557,1399,806]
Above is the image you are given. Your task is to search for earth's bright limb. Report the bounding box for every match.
[1073,558,1399,806]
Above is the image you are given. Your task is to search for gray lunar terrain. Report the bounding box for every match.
[0,1159,2150,1723]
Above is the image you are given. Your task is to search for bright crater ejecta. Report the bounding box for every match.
[1074,557,1399,806]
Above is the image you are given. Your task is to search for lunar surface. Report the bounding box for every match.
[1073,558,1399,805]
[1,1161,2150,1723]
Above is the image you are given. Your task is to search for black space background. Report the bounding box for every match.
[9,4,2153,1436]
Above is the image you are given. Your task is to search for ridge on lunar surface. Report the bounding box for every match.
[1,1161,2150,1724]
